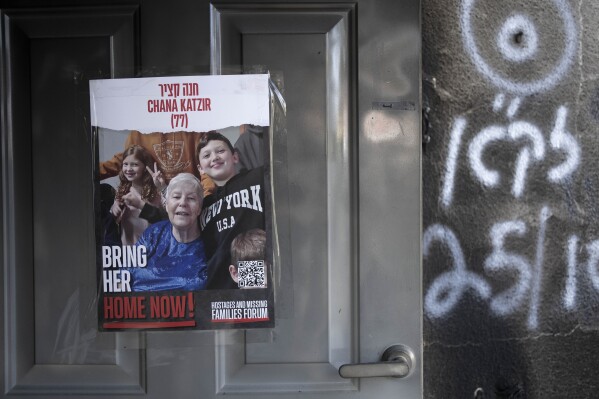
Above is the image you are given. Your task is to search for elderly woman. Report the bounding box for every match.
[129,173,208,291]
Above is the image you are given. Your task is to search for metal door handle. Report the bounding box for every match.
[338,344,413,379]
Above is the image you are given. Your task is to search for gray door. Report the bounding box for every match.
[0,0,421,398]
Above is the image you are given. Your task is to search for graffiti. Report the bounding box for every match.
[441,104,580,207]
[424,208,550,326]
[423,224,491,319]
[484,220,531,317]
[423,207,597,328]
[563,235,579,310]
[440,117,467,208]
[505,97,521,119]
[585,240,599,293]
[529,206,550,329]
[470,117,546,198]
[560,236,599,310]
[460,0,577,95]
[426,0,586,329]
[547,107,581,182]
[496,14,538,63]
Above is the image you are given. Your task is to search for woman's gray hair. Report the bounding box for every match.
[166,173,203,199]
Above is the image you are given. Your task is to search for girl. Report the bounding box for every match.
[110,145,162,245]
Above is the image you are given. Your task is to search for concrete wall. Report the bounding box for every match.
[422,0,599,397]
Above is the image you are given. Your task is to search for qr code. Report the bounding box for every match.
[237,260,266,288]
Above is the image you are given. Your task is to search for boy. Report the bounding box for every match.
[196,131,266,289]
[228,229,267,288]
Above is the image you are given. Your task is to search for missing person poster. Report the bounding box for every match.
[90,74,274,331]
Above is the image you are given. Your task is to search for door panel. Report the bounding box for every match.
[243,33,329,364]
[1,7,145,395]
[31,36,113,365]
[0,1,421,398]
[211,5,355,393]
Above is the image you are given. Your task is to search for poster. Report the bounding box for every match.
[90,74,274,330]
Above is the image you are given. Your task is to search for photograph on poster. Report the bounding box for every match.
[90,74,274,330]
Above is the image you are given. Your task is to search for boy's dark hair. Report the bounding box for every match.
[230,229,266,268]
[196,131,235,162]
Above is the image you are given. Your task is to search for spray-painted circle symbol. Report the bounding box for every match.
[461,0,577,95]
[497,14,538,62]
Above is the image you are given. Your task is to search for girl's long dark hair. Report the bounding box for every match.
[115,145,158,203]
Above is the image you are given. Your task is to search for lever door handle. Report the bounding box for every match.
[338,344,413,379]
